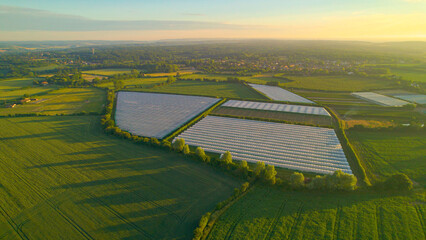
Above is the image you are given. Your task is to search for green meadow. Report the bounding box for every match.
[0,116,240,239]
[208,186,425,240]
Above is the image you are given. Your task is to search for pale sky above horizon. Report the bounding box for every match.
[0,0,425,41]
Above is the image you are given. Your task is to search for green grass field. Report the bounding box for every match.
[0,116,240,239]
[0,78,55,101]
[82,69,133,76]
[279,75,398,92]
[387,64,426,83]
[29,64,62,72]
[141,80,267,99]
[208,186,425,240]
[95,77,168,89]
[0,88,106,116]
[180,73,289,85]
[347,130,426,187]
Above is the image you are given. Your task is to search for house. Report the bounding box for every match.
[7,104,16,108]
[41,81,49,86]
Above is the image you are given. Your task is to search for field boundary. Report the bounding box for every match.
[324,106,370,186]
[164,98,227,141]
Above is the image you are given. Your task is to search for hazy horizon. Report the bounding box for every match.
[1,0,425,41]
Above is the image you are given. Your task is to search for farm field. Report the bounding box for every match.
[330,104,424,122]
[0,88,106,116]
[249,84,314,103]
[208,186,425,240]
[0,78,55,101]
[222,100,330,116]
[29,64,62,72]
[388,64,426,82]
[212,107,333,127]
[141,80,267,99]
[180,73,290,85]
[177,116,351,174]
[115,92,220,138]
[352,92,410,107]
[0,116,240,239]
[292,90,374,106]
[82,68,133,76]
[95,77,168,89]
[279,75,398,91]
[347,130,426,187]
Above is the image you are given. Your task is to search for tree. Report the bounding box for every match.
[113,80,124,90]
[237,160,250,178]
[167,76,176,84]
[240,182,250,192]
[195,147,207,161]
[327,170,357,191]
[220,151,233,165]
[264,165,277,185]
[254,161,265,177]
[172,138,185,152]
[307,175,326,190]
[289,172,305,189]
[382,173,413,191]
[183,144,190,155]
[162,140,172,150]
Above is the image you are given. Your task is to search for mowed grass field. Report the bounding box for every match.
[0,116,240,239]
[347,130,426,187]
[208,186,425,240]
[0,88,106,116]
[141,80,268,99]
[0,78,56,101]
[95,77,168,89]
[279,75,398,91]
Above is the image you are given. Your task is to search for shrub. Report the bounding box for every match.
[289,172,305,189]
[381,173,413,191]
[183,144,190,155]
[195,147,207,161]
[172,138,185,152]
[162,140,172,150]
[327,170,357,191]
[240,182,250,193]
[220,151,233,165]
[254,161,266,177]
[264,165,277,185]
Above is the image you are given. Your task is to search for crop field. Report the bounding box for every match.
[95,77,168,89]
[177,116,351,174]
[211,107,333,127]
[208,186,425,240]
[249,84,314,103]
[29,64,62,72]
[0,116,240,239]
[0,78,55,101]
[222,100,330,116]
[82,69,133,76]
[332,105,424,122]
[142,80,267,99]
[115,92,220,138]
[292,90,374,106]
[0,88,106,116]
[352,92,410,107]
[279,75,398,91]
[347,130,426,186]
[179,73,290,85]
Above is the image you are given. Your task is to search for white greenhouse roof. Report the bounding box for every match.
[249,84,314,103]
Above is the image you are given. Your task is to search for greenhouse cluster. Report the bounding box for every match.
[222,100,330,116]
[249,84,314,103]
[177,116,352,174]
[115,92,220,138]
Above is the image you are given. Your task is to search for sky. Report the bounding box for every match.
[0,0,425,41]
